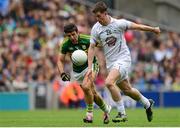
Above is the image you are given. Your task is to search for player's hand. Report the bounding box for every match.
[154,27,161,35]
[86,69,92,79]
[61,72,70,81]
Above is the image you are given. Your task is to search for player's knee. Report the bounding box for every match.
[91,89,98,95]
[94,90,101,97]
[122,87,132,96]
[81,85,91,93]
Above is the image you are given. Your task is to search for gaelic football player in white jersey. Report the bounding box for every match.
[87,1,160,123]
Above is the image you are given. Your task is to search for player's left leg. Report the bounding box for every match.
[90,64,112,124]
[81,75,94,123]
[73,69,95,123]
[117,79,154,122]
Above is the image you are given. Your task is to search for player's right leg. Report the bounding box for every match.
[105,69,127,122]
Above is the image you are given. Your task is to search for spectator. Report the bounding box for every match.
[60,81,84,108]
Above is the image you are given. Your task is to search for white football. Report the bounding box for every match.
[71,50,87,66]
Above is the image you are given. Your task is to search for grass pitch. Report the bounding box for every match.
[0,108,180,127]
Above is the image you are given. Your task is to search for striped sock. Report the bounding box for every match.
[87,104,93,113]
[99,102,108,113]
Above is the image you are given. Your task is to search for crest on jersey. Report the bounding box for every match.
[105,29,112,35]
[82,45,86,50]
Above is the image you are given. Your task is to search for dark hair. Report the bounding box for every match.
[64,23,78,33]
[92,1,107,14]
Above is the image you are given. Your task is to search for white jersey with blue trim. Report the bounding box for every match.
[90,17,132,68]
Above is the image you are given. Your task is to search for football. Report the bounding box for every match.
[71,50,87,66]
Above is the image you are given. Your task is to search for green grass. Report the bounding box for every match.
[0,108,180,127]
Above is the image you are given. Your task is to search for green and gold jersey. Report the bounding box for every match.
[60,34,96,73]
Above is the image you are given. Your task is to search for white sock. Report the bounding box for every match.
[86,112,93,117]
[139,94,150,109]
[116,100,126,115]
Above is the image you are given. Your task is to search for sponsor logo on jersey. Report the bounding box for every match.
[105,36,117,47]
[69,47,74,51]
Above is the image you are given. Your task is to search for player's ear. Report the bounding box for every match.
[76,31,79,35]
[104,11,108,15]
[63,32,67,37]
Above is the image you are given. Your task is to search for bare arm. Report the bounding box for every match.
[129,22,161,35]
[88,43,96,70]
[86,43,96,78]
[57,53,66,75]
[57,53,70,81]
[95,46,107,77]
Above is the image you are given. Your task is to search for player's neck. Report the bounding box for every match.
[104,15,111,26]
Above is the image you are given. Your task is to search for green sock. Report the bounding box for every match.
[99,102,108,113]
[87,104,93,113]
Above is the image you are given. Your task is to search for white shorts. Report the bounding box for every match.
[72,63,99,84]
[107,59,131,84]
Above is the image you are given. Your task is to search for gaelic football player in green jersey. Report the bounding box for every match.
[57,23,111,124]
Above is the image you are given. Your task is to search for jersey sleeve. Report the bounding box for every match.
[90,25,99,45]
[59,38,68,54]
[117,19,132,31]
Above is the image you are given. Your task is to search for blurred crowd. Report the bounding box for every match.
[0,0,180,104]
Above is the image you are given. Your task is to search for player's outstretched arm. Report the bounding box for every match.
[130,22,161,35]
